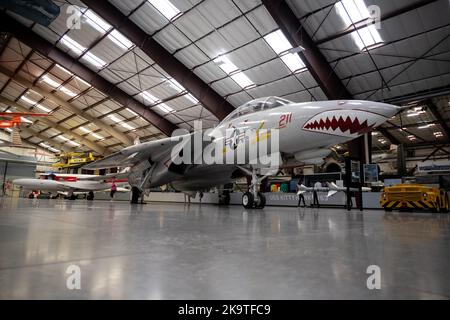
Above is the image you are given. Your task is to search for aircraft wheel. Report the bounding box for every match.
[219,191,230,205]
[242,192,254,209]
[255,192,266,209]
[131,187,141,204]
[384,207,393,212]
[432,199,441,213]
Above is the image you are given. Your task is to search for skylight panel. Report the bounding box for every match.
[281,53,306,73]
[126,108,138,116]
[140,91,159,104]
[108,114,135,130]
[67,140,81,147]
[335,0,383,50]
[55,64,73,77]
[108,30,134,50]
[352,25,383,50]
[84,9,112,34]
[82,52,107,69]
[264,30,292,55]
[20,96,52,112]
[264,29,307,73]
[214,56,239,74]
[148,0,181,21]
[157,103,175,114]
[231,72,255,89]
[335,0,370,26]
[41,75,78,97]
[39,142,60,153]
[35,104,52,113]
[186,93,199,104]
[91,132,104,140]
[60,35,86,56]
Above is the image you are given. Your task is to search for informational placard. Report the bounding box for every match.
[351,160,360,183]
[363,164,378,183]
[417,160,450,173]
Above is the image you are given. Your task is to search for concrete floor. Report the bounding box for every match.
[1,198,450,299]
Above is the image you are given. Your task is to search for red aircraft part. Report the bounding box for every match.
[0,112,51,129]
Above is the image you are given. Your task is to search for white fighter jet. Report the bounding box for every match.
[83,97,400,208]
[298,182,372,198]
[13,172,129,200]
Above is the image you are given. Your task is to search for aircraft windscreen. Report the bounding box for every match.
[221,96,292,122]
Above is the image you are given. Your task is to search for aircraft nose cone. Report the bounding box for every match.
[371,101,401,118]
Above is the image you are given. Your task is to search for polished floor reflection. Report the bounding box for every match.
[1,198,450,299]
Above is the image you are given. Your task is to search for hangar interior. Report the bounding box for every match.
[1,0,450,299]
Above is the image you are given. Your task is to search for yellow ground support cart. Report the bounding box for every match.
[380,183,449,212]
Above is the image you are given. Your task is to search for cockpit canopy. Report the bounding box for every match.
[221,96,292,123]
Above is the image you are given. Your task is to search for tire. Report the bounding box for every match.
[242,192,254,209]
[131,187,141,204]
[255,192,266,209]
[432,198,440,213]
[219,191,230,205]
[384,207,393,212]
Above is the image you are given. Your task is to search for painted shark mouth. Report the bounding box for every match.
[303,110,380,137]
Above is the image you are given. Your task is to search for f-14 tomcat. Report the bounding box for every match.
[84,96,400,208]
[13,173,129,200]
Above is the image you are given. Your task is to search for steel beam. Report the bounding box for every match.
[0,96,106,154]
[377,126,401,145]
[19,126,72,153]
[81,0,236,121]
[0,13,178,136]
[262,0,352,99]
[425,99,450,141]
[0,65,131,149]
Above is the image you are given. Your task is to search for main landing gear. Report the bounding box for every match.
[241,168,266,209]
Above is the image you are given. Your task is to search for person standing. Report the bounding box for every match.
[110,182,117,200]
[296,179,306,207]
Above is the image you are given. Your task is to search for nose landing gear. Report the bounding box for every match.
[241,168,266,209]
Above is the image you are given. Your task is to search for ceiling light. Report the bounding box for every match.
[231,72,254,89]
[82,52,107,69]
[434,131,443,138]
[407,135,416,140]
[83,9,112,34]
[148,0,181,20]
[108,30,134,50]
[372,131,379,135]
[60,35,86,56]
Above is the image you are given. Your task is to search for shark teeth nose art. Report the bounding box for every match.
[303,110,378,137]
[304,116,374,134]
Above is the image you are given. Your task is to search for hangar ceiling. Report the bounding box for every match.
[0,0,449,156]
